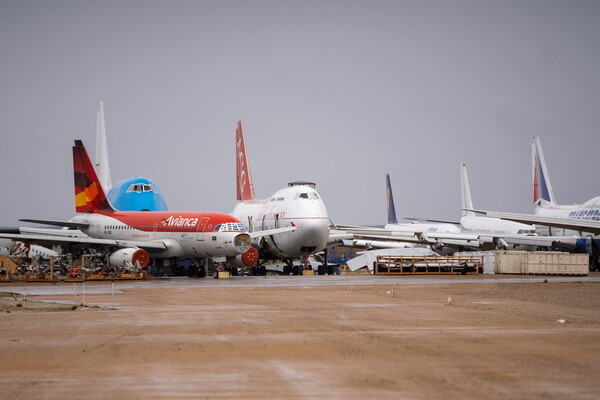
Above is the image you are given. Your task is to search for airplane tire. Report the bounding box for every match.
[213,270,219,279]
[283,265,292,275]
[317,265,325,275]
[292,265,299,275]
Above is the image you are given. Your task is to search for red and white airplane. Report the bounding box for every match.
[230,121,337,274]
[1,140,292,272]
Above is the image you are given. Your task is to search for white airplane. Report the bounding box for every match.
[459,164,537,237]
[471,136,600,235]
[95,102,168,212]
[342,168,566,252]
[468,136,599,266]
[229,121,333,275]
[0,140,293,275]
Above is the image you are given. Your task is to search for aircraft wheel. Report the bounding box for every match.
[230,266,239,276]
[259,265,267,276]
[213,270,219,279]
[317,265,325,275]
[283,265,292,275]
[292,265,299,275]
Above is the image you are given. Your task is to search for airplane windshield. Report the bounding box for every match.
[214,223,246,232]
[126,184,156,193]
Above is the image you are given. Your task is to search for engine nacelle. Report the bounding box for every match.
[227,247,259,268]
[109,248,150,269]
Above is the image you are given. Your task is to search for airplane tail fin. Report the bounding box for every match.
[73,139,114,213]
[95,101,112,192]
[460,163,475,217]
[386,174,398,224]
[235,121,255,201]
[532,136,557,207]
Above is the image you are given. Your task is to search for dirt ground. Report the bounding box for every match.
[1,279,600,399]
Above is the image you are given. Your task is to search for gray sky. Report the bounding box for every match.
[1,0,599,227]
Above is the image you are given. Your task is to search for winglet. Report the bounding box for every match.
[532,136,557,207]
[235,121,255,201]
[460,163,475,217]
[386,174,398,224]
[73,139,114,213]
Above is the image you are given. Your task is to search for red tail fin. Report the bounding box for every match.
[73,139,113,213]
[235,121,255,201]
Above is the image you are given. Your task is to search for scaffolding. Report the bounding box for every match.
[374,255,483,275]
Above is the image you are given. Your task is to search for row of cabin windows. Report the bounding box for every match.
[103,224,245,232]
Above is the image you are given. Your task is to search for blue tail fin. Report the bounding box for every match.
[386,174,398,224]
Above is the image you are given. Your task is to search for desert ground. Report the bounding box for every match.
[1,276,600,399]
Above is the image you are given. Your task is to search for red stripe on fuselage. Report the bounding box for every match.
[93,212,243,233]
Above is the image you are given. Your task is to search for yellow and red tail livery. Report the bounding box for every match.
[73,139,113,213]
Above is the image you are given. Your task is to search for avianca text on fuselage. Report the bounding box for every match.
[161,216,199,228]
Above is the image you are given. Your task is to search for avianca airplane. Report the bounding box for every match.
[230,121,332,274]
[0,140,293,272]
[4,103,169,260]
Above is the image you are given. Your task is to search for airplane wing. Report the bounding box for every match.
[248,225,297,239]
[403,217,461,225]
[466,209,600,235]
[339,225,577,251]
[0,233,166,251]
[19,218,89,229]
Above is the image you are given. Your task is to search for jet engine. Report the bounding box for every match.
[227,247,259,268]
[109,248,150,269]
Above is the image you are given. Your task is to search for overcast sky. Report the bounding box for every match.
[1,0,599,227]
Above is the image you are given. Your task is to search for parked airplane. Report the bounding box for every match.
[468,136,599,267]
[342,168,568,252]
[95,102,168,212]
[4,103,169,260]
[0,140,293,274]
[471,136,600,235]
[229,121,332,274]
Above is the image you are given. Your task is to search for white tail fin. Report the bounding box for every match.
[532,136,557,207]
[95,102,112,192]
[460,163,475,217]
[235,121,255,201]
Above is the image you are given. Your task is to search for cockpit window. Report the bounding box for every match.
[294,192,319,200]
[215,223,246,232]
[126,184,156,193]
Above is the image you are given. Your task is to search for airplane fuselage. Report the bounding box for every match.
[460,215,537,236]
[70,212,251,259]
[535,196,600,222]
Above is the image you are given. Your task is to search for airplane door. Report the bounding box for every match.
[196,217,210,241]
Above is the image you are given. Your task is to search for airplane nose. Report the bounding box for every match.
[296,218,329,249]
